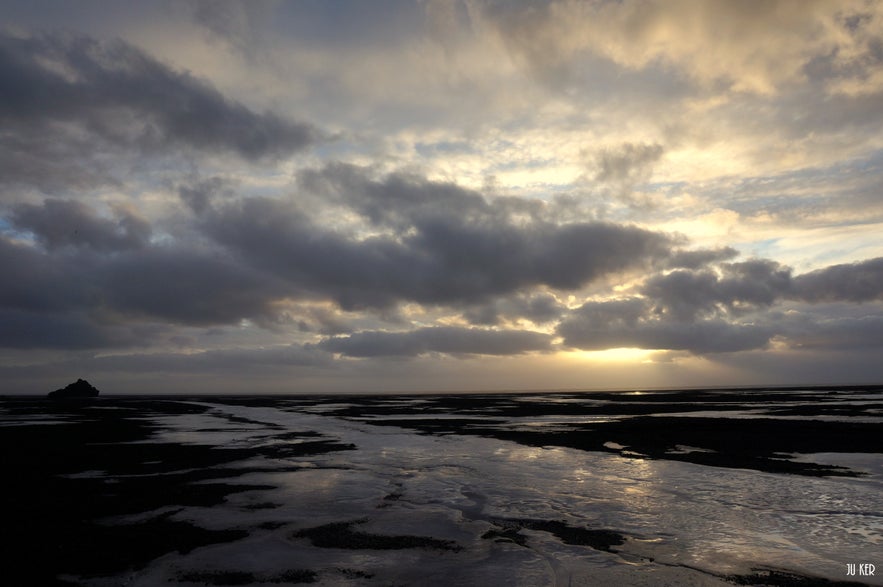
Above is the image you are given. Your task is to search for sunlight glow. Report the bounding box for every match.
[562,348,658,363]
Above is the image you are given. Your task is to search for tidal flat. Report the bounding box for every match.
[1,387,881,586]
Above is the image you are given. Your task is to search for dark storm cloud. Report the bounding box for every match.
[641,257,883,321]
[97,247,286,325]
[1,163,678,350]
[179,177,234,215]
[317,326,553,358]
[217,163,677,309]
[0,228,289,348]
[293,305,355,336]
[784,314,883,350]
[0,232,176,349]
[5,177,882,356]
[557,256,883,355]
[11,199,151,251]
[0,236,95,313]
[643,259,793,320]
[0,30,319,176]
[297,162,490,231]
[462,293,565,326]
[556,297,774,354]
[0,129,121,193]
[0,308,162,349]
[3,197,288,327]
[791,257,883,303]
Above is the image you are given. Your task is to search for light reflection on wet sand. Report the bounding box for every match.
[119,398,883,586]
[8,391,879,585]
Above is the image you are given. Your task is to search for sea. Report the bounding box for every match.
[2,386,881,586]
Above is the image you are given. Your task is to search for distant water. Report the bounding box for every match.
[2,387,881,586]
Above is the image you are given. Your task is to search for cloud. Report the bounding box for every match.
[0,226,287,349]
[0,307,164,349]
[317,326,553,357]
[791,257,883,302]
[0,236,97,314]
[3,195,289,326]
[0,29,320,183]
[461,292,565,326]
[0,162,682,350]
[556,297,774,354]
[11,199,151,251]
[783,313,883,350]
[5,179,881,356]
[639,256,883,319]
[593,142,664,185]
[0,126,122,193]
[91,343,331,373]
[643,259,793,320]
[0,1,881,393]
[179,177,235,215]
[96,247,286,325]
[187,0,277,59]
[557,256,883,355]
[585,141,666,209]
[203,163,678,309]
[477,0,881,94]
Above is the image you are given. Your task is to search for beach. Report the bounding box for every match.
[2,387,881,586]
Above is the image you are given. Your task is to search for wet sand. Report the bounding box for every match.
[1,388,880,585]
[1,398,347,585]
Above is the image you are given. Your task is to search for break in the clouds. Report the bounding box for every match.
[1,1,883,393]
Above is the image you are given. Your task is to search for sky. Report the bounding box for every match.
[2,0,883,394]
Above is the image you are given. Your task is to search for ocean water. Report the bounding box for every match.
[2,387,882,586]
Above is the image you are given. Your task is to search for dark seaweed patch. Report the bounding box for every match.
[481,519,624,552]
[725,568,872,586]
[337,568,375,579]
[291,519,462,552]
[176,568,317,584]
[481,527,528,546]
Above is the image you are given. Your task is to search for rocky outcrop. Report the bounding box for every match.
[48,378,100,399]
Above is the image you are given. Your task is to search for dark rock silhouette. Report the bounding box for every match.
[48,378,100,399]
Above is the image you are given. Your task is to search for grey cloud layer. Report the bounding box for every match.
[0,162,678,351]
[793,258,883,303]
[5,152,882,356]
[478,0,882,93]
[197,164,678,309]
[318,326,553,357]
[558,257,883,354]
[0,231,285,348]
[11,199,151,251]
[0,29,319,191]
